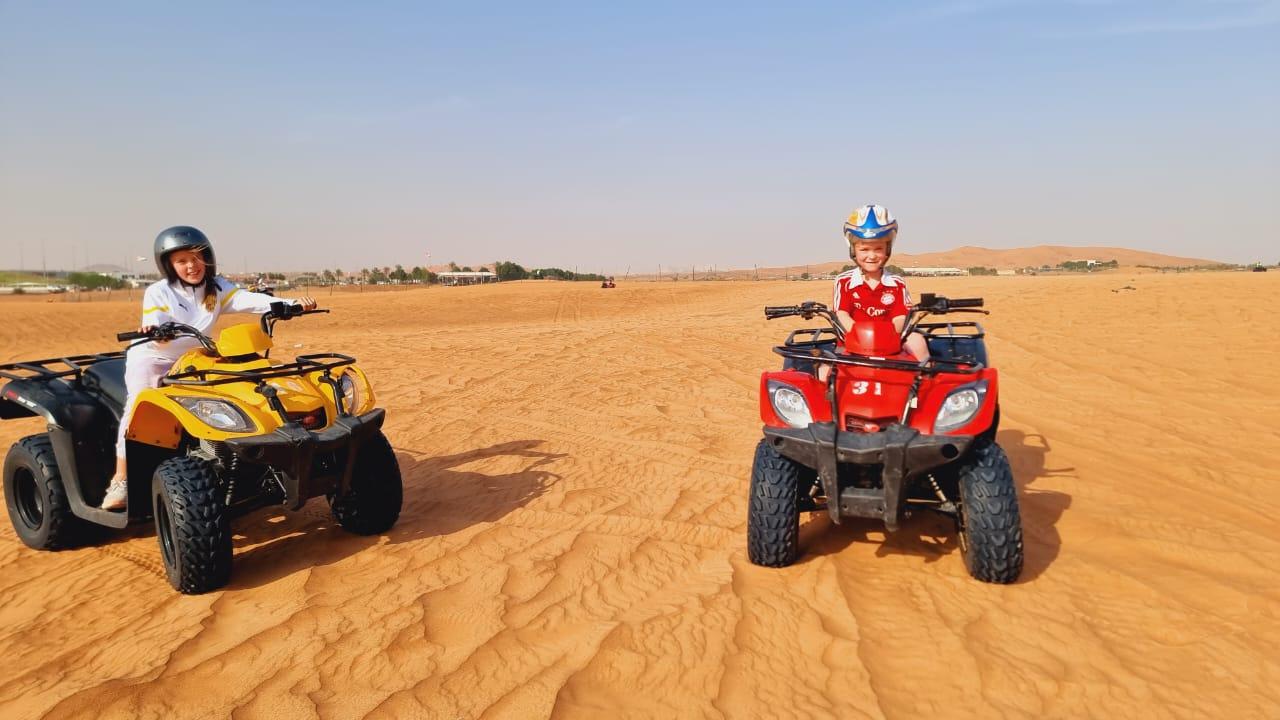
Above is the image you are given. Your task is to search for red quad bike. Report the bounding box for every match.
[749,294,1023,583]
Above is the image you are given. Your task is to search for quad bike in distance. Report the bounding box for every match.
[1,302,402,593]
[749,294,1023,583]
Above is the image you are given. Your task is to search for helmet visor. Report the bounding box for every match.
[845,225,897,242]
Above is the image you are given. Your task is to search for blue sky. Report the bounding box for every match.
[1,1,1276,272]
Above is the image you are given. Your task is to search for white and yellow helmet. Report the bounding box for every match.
[843,204,898,257]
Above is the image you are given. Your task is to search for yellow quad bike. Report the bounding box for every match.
[1,301,401,594]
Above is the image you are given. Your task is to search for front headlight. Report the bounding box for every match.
[339,371,361,413]
[933,380,988,433]
[768,380,813,428]
[175,397,256,433]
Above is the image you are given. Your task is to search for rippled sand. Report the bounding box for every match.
[1,272,1277,719]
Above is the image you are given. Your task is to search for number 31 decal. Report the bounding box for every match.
[850,381,883,395]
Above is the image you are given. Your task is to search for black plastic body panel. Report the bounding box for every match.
[225,408,386,511]
[762,422,973,530]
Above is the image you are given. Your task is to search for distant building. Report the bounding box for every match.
[82,263,128,277]
[80,264,156,287]
[0,282,66,295]
[903,267,965,277]
[438,271,497,286]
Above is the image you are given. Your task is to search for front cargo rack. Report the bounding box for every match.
[161,353,357,387]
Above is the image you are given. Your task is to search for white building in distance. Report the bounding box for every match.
[902,267,965,277]
[438,271,498,286]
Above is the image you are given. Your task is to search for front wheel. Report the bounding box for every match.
[330,431,402,535]
[153,456,232,594]
[747,439,804,567]
[3,434,83,550]
[956,441,1024,584]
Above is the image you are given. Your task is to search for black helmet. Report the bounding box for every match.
[154,226,216,283]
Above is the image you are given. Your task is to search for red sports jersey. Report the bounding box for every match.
[833,270,912,323]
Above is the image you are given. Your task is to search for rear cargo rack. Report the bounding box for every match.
[161,353,356,387]
[0,352,126,382]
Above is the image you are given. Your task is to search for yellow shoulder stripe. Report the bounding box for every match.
[220,288,239,308]
[142,305,170,315]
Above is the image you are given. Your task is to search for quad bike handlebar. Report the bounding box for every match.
[764,302,826,320]
[764,295,984,321]
[260,300,329,336]
[116,303,326,350]
[914,293,984,313]
[116,322,219,353]
[765,294,989,350]
[764,302,845,341]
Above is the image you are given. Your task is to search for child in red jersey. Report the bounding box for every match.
[820,205,929,381]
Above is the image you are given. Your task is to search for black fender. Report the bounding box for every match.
[2,379,130,528]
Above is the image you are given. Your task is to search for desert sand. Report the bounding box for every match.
[1,272,1277,719]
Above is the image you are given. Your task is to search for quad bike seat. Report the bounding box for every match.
[82,358,128,415]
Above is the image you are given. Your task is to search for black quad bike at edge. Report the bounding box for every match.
[1,302,402,593]
[749,293,1023,583]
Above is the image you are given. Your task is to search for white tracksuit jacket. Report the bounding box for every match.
[115,276,281,456]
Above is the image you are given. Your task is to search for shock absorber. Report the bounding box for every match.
[927,474,948,503]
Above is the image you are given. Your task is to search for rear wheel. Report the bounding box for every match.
[3,435,83,550]
[956,440,1023,583]
[747,439,803,567]
[330,431,402,535]
[153,456,232,594]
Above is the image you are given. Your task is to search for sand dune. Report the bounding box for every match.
[1,272,1277,719]
[672,245,1221,280]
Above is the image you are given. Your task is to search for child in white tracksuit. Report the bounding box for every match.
[102,226,315,511]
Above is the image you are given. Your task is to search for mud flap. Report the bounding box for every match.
[334,411,383,495]
[809,423,843,525]
[879,427,910,531]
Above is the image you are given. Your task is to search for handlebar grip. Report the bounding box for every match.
[117,331,148,341]
[948,298,984,308]
[764,306,796,318]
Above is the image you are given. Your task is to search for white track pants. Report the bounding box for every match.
[115,352,176,458]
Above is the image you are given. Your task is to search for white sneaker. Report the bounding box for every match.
[101,479,128,511]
